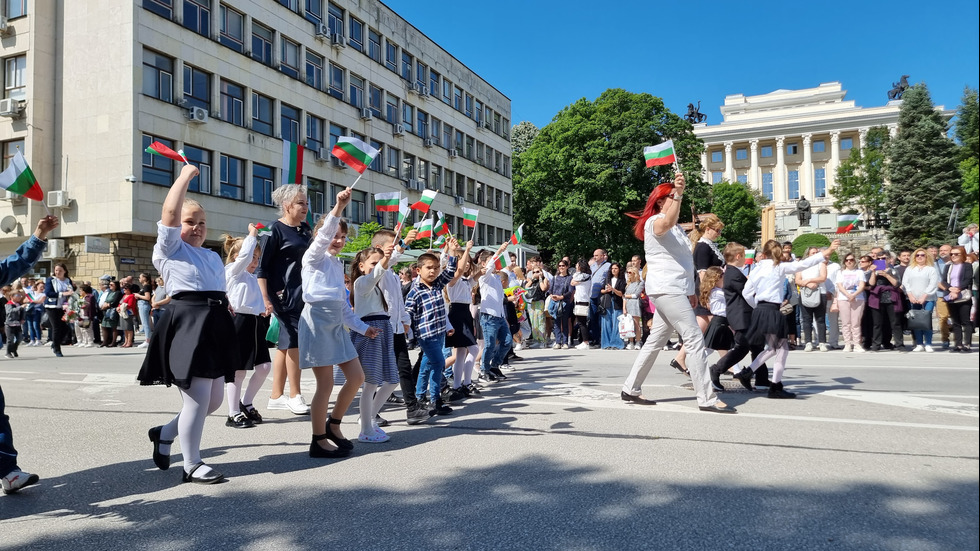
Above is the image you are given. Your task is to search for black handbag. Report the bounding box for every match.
[906,309,931,331]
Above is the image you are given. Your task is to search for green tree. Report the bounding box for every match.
[885,84,961,249]
[709,181,763,246]
[511,121,539,157]
[513,89,705,261]
[341,221,383,254]
[954,87,979,223]
[831,126,889,219]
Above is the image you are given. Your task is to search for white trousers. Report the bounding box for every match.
[622,293,718,407]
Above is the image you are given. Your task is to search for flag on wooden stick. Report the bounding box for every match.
[461,206,479,228]
[375,191,400,212]
[509,223,524,245]
[145,141,186,163]
[411,189,438,213]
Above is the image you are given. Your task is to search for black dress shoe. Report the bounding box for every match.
[148,426,172,470]
[326,417,354,450]
[621,391,656,405]
[225,412,255,428]
[733,367,754,391]
[309,434,350,458]
[181,463,225,484]
[699,404,738,414]
[670,359,688,375]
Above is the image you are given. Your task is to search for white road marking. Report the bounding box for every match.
[821,389,979,418]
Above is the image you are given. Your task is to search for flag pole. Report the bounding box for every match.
[350,143,383,191]
[177,149,191,166]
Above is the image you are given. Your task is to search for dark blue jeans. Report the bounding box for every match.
[415,335,447,403]
[479,313,511,373]
[0,385,19,477]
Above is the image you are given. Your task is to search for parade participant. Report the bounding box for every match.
[621,174,735,413]
[737,239,840,398]
[699,266,733,380]
[445,243,478,400]
[138,164,238,484]
[257,184,312,415]
[674,214,726,368]
[222,224,272,429]
[349,243,399,443]
[300,188,378,458]
[474,243,512,382]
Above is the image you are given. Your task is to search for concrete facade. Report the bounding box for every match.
[1,0,512,281]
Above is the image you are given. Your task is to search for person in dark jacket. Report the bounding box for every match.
[938,246,975,352]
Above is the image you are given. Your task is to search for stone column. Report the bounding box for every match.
[700,151,708,182]
[774,136,786,204]
[829,131,840,196]
[888,124,898,138]
[749,139,759,191]
[859,127,869,149]
[801,133,813,201]
[724,141,734,182]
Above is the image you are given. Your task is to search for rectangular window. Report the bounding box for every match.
[788,170,800,200]
[327,2,343,35]
[385,40,398,73]
[465,136,474,160]
[466,178,475,202]
[385,93,398,124]
[442,78,452,104]
[453,86,462,111]
[181,0,211,37]
[306,115,324,152]
[182,145,212,193]
[251,22,274,65]
[841,137,853,150]
[280,37,300,79]
[495,189,503,212]
[417,159,428,187]
[431,164,442,191]
[368,29,381,63]
[143,0,173,19]
[349,75,364,108]
[760,145,773,158]
[813,140,826,153]
[455,130,463,154]
[220,154,244,200]
[735,148,747,161]
[504,192,511,215]
[386,147,399,179]
[368,84,382,117]
[252,162,275,205]
[348,16,363,51]
[443,124,453,152]
[431,118,441,143]
[141,49,173,103]
[281,103,301,142]
[475,100,483,124]
[369,139,383,172]
[2,140,25,172]
[182,65,211,111]
[710,151,722,163]
[277,0,298,11]
[711,171,722,184]
[445,170,455,195]
[402,153,415,180]
[305,0,323,23]
[762,172,773,200]
[456,173,466,200]
[787,143,799,155]
[219,5,244,52]
[349,190,367,223]
[219,79,245,126]
[476,142,484,165]
[3,55,27,101]
[251,92,274,136]
[465,94,473,118]
[141,134,175,187]
[306,51,324,90]
[814,168,827,198]
[429,70,440,97]
[417,109,428,139]
[401,51,413,81]
[328,123,344,154]
[494,113,501,134]
[402,102,414,134]
[415,61,427,89]
[307,178,326,219]
[736,174,747,184]
[327,63,344,100]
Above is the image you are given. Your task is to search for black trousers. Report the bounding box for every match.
[948,300,974,348]
[712,329,765,374]
[872,305,903,348]
[394,332,419,409]
[46,308,67,353]
[801,298,827,344]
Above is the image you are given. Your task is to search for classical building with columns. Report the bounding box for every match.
[693,82,910,233]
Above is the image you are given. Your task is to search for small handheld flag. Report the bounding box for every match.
[643,140,676,168]
[744,249,756,265]
[836,214,860,234]
[411,189,438,213]
[374,191,400,212]
[434,212,451,238]
[414,217,433,238]
[493,255,507,271]
[393,197,411,236]
[0,150,44,201]
[145,141,186,163]
[331,136,380,174]
[509,224,524,245]
[461,207,479,228]
[255,223,272,237]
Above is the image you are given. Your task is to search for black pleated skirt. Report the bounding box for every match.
[137,292,239,389]
[747,302,787,347]
[232,313,272,371]
[446,302,477,348]
[703,315,734,350]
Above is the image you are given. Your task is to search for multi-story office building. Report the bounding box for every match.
[0,0,512,280]
[693,82,946,232]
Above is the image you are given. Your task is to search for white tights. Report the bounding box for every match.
[359,382,399,435]
[225,362,272,415]
[453,345,479,388]
[159,377,225,474]
[748,334,788,383]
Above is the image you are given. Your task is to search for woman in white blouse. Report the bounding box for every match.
[621,174,734,414]
[901,247,940,352]
[836,254,868,353]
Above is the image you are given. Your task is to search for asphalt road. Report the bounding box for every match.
[1,343,977,550]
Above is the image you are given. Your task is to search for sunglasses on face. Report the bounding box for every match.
[951,252,962,256]
[915,254,926,257]
[845,258,855,262]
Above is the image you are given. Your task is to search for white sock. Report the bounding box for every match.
[225,371,246,416]
[360,383,379,435]
[242,362,272,406]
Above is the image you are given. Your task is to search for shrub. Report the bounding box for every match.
[792,233,839,263]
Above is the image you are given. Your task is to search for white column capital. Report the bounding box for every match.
[776,136,785,147]
[802,133,812,145]
[830,131,840,143]
[724,141,733,152]
[749,139,759,150]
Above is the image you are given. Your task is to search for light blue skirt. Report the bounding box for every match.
[299,301,358,369]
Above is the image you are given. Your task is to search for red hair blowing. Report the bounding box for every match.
[630,183,675,240]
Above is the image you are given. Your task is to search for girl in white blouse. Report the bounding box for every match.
[738,239,839,398]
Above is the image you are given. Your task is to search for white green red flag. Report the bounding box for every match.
[145,141,185,163]
[331,136,379,174]
[509,224,524,245]
[433,234,448,248]
[393,198,411,235]
[411,189,438,213]
[744,249,755,265]
[434,212,451,238]
[461,207,479,228]
[0,150,44,201]
[282,140,305,184]
[414,217,433,238]
[493,255,507,271]
[375,191,400,212]
[643,140,676,168]
[255,223,272,237]
[836,214,860,234]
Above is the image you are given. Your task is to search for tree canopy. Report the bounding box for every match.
[513,89,704,262]
[709,181,764,247]
[955,87,979,224]
[831,126,890,218]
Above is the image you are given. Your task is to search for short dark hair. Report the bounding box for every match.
[417,253,440,267]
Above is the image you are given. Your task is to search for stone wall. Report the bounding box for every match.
[66,234,157,283]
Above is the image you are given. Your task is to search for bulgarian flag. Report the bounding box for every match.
[331,136,380,174]
[145,141,185,163]
[836,214,860,234]
[461,206,479,228]
[433,234,448,248]
[744,249,756,265]
[393,197,411,235]
[509,223,524,245]
[255,223,272,237]
[411,189,438,213]
[282,140,305,184]
[375,191,400,212]
[433,213,451,237]
[414,217,433,238]
[643,140,676,168]
[0,150,44,201]
[493,255,507,271]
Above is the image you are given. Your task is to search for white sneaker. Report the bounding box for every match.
[287,394,310,415]
[552,343,561,349]
[267,395,290,410]
[2,470,39,494]
[924,345,935,353]
[818,343,828,352]
[804,342,814,352]
[912,345,924,352]
[574,342,589,350]
[137,342,149,349]
[561,344,569,349]
[853,345,866,353]
[514,342,524,351]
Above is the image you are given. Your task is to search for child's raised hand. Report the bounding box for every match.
[335,187,352,209]
[405,228,418,243]
[446,237,459,254]
[35,215,59,240]
[364,326,379,339]
[465,240,474,251]
[180,164,200,180]
[248,223,258,237]
[382,242,394,258]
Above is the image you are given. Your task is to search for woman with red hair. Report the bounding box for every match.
[621,174,735,414]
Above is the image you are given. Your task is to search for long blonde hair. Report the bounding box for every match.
[222,234,261,265]
[690,214,724,251]
[911,247,934,268]
[699,266,724,308]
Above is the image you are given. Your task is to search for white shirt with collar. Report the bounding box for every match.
[743,252,826,308]
[643,215,695,296]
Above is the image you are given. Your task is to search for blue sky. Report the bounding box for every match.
[384,0,980,129]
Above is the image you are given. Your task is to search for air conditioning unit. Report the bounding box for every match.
[0,98,21,117]
[330,33,345,47]
[188,106,209,123]
[0,17,10,36]
[357,108,372,121]
[0,189,24,203]
[454,195,464,206]
[423,138,434,148]
[315,147,330,161]
[315,23,329,39]
[448,149,459,159]
[331,156,347,169]
[404,179,423,191]
[413,82,426,96]
[43,238,67,259]
[392,124,405,136]
[47,190,74,209]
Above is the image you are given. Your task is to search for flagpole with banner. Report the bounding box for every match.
[331,137,382,191]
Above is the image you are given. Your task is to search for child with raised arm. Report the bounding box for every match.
[301,188,378,458]
[445,241,477,399]
[138,164,239,484]
[472,242,512,382]
[222,223,272,429]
